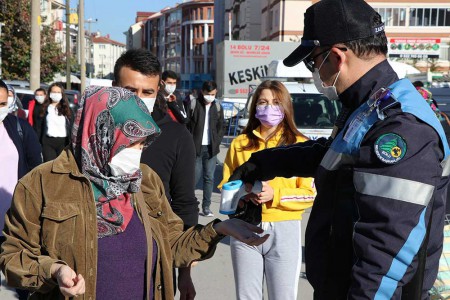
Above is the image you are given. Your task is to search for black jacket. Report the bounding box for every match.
[3,114,42,179]
[141,108,198,228]
[239,60,448,299]
[188,99,224,157]
[166,90,188,125]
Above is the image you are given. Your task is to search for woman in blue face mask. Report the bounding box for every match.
[219,80,317,300]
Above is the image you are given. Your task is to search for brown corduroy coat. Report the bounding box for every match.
[0,149,222,300]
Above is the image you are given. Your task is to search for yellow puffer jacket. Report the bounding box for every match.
[219,128,316,222]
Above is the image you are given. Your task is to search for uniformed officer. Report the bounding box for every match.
[229,0,450,299]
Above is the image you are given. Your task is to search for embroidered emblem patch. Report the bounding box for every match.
[374,133,407,164]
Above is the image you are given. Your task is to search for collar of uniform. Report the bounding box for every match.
[252,126,283,141]
[338,59,399,111]
[52,148,85,178]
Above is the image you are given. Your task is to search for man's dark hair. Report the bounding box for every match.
[0,79,7,92]
[413,81,424,88]
[342,13,388,58]
[114,48,161,84]
[162,70,178,81]
[202,80,217,93]
[35,88,46,94]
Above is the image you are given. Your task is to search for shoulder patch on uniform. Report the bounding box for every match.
[374,133,407,164]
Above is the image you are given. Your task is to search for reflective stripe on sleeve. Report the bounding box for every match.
[354,172,434,206]
[374,208,427,300]
[442,158,450,177]
[320,149,355,171]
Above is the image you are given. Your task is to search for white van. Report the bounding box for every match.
[238,81,341,139]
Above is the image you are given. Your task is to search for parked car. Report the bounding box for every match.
[238,81,342,140]
[15,88,35,110]
[4,80,49,90]
[65,89,81,112]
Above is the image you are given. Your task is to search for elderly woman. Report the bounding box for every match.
[0,86,268,300]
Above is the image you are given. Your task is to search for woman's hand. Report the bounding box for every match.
[213,219,269,246]
[50,263,85,298]
[243,181,273,205]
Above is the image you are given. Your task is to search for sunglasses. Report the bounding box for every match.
[304,47,348,72]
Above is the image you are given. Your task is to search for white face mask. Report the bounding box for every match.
[141,97,156,113]
[312,51,340,101]
[164,84,176,95]
[50,93,62,103]
[204,95,215,103]
[108,148,142,176]
[0,106,8,122]
[35,95,46,104]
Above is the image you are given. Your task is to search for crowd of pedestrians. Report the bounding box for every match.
[1,0,450,299]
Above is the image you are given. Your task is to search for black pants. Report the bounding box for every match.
[42,135,67,162]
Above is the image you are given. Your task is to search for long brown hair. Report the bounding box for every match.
[40,83,72,118]
[242,80,307,151]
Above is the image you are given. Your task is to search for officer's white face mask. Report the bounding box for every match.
[108,148,142,176]
[141,97,156,114]
[312,51,340,101]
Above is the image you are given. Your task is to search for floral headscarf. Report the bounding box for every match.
[72,86,160,238]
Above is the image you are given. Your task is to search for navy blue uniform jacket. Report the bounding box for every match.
[246,60,449,299]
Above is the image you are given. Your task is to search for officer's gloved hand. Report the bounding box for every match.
[228,160,260,183]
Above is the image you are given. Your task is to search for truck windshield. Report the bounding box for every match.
[292,93,342,129]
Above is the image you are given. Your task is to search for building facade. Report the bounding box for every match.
[216,0,450,75]
[125,12,155,50]
[92,35,126,78]
[143,0,214,91]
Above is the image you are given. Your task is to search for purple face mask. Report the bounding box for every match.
[255,105,284,127]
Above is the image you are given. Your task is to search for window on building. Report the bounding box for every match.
[410,8,450,26]
[208,25,212,38]
[200,8,204,20]
[268,10,273,31]
[207,7,212,19]
[274,9,279,30]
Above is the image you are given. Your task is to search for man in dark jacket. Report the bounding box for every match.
[229,0,449,299]
[161,70,188,124]
[188,80,225,217]
[113,48,199,299]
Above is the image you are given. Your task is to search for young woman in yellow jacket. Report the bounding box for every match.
[219,80,316,300]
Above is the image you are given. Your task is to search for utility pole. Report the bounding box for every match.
[66,0,71,90]
[85,18,97,78]
[30,0,40,90]
[79,0,86,91]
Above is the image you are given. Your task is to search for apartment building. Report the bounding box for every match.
[125,12,155,50]
[142,0,215,90]
[92,35,126,78]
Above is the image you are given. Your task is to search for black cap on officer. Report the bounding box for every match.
[283,0,385,67]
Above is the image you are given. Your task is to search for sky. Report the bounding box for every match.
[75,0,179,43]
